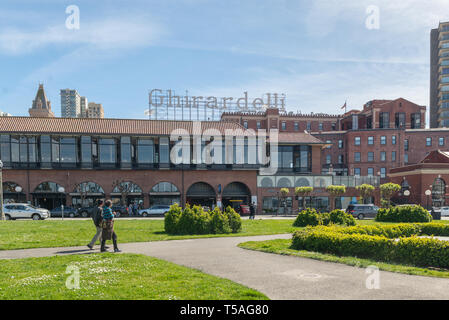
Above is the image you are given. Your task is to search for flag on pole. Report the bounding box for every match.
[341,101,347,110]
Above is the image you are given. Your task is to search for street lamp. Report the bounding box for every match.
[403,189,410,204]
[58,186,65,220]
[425,189,432,210]
[0,160,3,220]
[15,186,22,204]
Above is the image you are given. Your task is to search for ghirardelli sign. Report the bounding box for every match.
[149,89,286,112]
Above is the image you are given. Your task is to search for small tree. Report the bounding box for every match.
[112,179,132,206]
[380,183,401,208]
[326,185,346,211]
[295,186,313,211]
[279,188,290,215]
[356,184,375,204]
[73,182,89,208]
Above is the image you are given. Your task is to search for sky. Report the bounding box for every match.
[0,0,448,122]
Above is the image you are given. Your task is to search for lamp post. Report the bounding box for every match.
[403,189,410,204]
[15,186,22,203]
[425,189,432,210]
[0,160,3,220]
[58,186,65,220]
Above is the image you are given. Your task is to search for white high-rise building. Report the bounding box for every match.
[60,89,81,118]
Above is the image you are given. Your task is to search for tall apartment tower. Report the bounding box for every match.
[80,96,88,118]
[87,102,104,118]
[430,21,449,128]
[60,89,81,118]
[29,84,55,118]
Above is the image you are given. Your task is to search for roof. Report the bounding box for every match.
[421,150,449,164]
[0,116,253,136]
[268,132,326,144]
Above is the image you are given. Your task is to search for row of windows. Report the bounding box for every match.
[353,151,397,163]
[353,168,387,178]
[243,120,338,132]
[354,135,397,146]
[0,134,287,169]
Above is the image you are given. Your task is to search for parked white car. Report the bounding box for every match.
[138,205,171,217]
[440,207,449,217]
[3,203,50,220]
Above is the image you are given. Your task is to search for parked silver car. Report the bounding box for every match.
[138,205,171,217]
[3,203,49,220]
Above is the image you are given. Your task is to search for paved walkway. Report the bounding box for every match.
[2,234,449,299]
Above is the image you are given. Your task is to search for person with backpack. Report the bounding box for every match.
[100,200,121,253]
[87,199,104,250]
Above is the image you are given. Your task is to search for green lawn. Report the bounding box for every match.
[0,218,297,250]
[0,253,267,300]
[238,232,449,279]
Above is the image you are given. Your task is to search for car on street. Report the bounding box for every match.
[138,205,171,217]
[346,204,379,220]
[3,203,50,220]
[76,206,95,218]
[238,204,250,216]
[111,205,129,217]
[439,207,449,217]
[50,206,79,218]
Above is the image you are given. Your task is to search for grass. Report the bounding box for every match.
[0,218,297,250]
[0,253,268,300]
[238,234,449,280]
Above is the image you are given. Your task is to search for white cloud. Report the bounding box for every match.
[0,17,166,54]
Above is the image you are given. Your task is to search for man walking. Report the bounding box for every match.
[249,202,255,220]
[87,199,104,250]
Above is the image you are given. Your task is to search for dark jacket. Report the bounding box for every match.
[249,204,255,215]
[92,206,103,227]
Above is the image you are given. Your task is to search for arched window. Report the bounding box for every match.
[34,182,63,193]
[3,182,23,193]
[73,182,105,194]
[150,182,179,193]
[260,177,273,188]
[112,181,142,193]
[295,178,310,187]
[277,178,292,188]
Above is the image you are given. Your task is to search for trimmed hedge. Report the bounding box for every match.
[375,205,432,223]
[293,208,355,227]
[292,223,449,269]
[164,204,242,235]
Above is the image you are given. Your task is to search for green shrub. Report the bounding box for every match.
[293,208,355,227]
[375,205,432,223]
[164,203,183,234]
[329,209,356,226]
[225,206,242,233]
[164,205,241,235]
[291,223,449,269]
[293,208,320,227]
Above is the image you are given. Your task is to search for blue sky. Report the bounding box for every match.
[0,0,448,121]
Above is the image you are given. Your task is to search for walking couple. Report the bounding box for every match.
[87,199,121,252]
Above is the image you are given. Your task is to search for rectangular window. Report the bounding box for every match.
[319,123,323,131]
[40,135,51,163]
[326,140,332,149]
[81,136,92,163]
[257,121,261,129]
[440,137,445,146]
[60,137,77,163]
[19,137,27,163]
[137,138,154,164]
[404,139,409,151]
[354,137,361,146]
[395,112,405,128]
[426,137,432,146]
[99,138,116,164]
[338,154,344,164]
[367,168,374,176]
[243,121,248,129]
[120,136,131,164]
[379,112,390,128]
[281,122,286,131]
[338,140,343,149]
[380,151,386,162]
[28,137,37,163]
[352,115,358,130]
[332,123,336,131]
[306,122,311,131]
[368,152,374,162]
[411,113,421,129]
[392,151,396,162]
[392,135,396,145]
[368,136,374,145]
[293,122,298,131]
[380,136,386,145]
[51,137,60,163]
[159,137,169,163]
[354,152,361,162]
[0,135,10,163]
[326,154,331,164]
[380,168,386,178]
[354,168,361,176]
[404,154,409,163]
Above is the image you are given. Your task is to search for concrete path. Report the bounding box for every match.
[2,234,449,299]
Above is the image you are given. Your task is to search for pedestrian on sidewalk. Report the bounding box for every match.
[101,200,121,253]
[249,202,255,220]
[87,199,105,250]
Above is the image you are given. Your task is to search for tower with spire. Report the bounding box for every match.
[28,83,55,118]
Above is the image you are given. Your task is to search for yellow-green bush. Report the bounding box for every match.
[291,223,449,269]
[375,205,432,223]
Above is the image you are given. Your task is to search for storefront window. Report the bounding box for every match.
[137,138,154,164]
[99,138,116,164]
